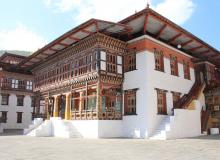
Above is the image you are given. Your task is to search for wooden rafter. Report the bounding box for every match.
[168,33,182,44]
[143,13,149,34]
[189,45,203,52]
[197,50,210,55]
[69,36,80,41]
[156,24,167,38]
[181,40,193,47]
[81,29,94,35]
[59,42,69,47]
[95,21,99,32]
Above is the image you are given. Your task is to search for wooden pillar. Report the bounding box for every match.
[79,91,84,111]
[65,92,71,120]
[53,95,59,117]
[45,97,49,119]
[96,80,102,119]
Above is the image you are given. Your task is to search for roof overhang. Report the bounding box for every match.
[119,8,220,67]
[19,19,132,68]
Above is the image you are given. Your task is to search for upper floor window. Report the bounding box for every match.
[154,48,164,72]
[156,89,167,115]
[12,79,18,88]
[26,81,33,90]
[106,54,117,73]
[170,55,178,76]
[124,53,136,72]
[17,95,24,106]
[124,89,137,115]
[183,61,191,80]
[1,94,9,105]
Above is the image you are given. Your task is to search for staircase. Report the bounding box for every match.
[25,117,82,138]
[149,116,173,140]
[23,118,44,135]
[175,65,206,109]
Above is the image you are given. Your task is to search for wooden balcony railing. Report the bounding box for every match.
[0,82,32,92]
[174,66,206,109]
[71,109,122,120]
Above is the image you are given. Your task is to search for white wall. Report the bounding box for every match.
[167,101,202,139]
[0,94,33,129]
[122,44,196,138]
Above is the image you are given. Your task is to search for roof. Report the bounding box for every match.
[0,52,27,61]
[19,19,132,68]
[19,7,220,68]
[119,7,220,67]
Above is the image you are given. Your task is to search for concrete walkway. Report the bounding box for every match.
[0,135,219,160]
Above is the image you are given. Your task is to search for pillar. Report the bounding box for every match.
[45,97,49,119]
[53,95,59,117]
[65,92,71,120]
[96,80,102,118]
[79,91,84,111]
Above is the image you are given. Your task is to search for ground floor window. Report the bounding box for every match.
[156,89,167,115]
[172,92,181,108]
[17,112,23,123]
[1,94,9,105]
[124,89,137,115]
[1,111,7,123]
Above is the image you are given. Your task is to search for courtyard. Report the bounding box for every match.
[0,133,219,160]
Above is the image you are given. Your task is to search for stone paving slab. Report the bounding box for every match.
[0,135,219,160]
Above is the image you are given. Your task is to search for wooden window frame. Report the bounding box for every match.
[17,95,24,106]
[1,111,7,123]
[124,89,138,115]
[1,94,9,105]
[170,55,179,76]
[17,112,23,123]
[171,91,181,108]
[156,89,167,115]
[124,53,136,72]
[183,61,191,80]
[154,48,164,72]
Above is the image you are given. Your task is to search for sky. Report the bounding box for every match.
[0,0,219,52]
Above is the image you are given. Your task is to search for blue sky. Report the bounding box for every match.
[0,0,219,52]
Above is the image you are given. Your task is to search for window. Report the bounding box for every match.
[1,94,9,105]
[156,89,167,115]
[170,55,178,76]
[31,96,35,107]
[17,112,23,123]
[26,81,33,90]
[106,54,117,73]
[172,92,181,108]
[154,48,164,72]
[183,61,190,80]
[1,111,7,123]
[124,89,137,115]
[17,95,24,106]
[12,79,18,88]
[124,53,136,72]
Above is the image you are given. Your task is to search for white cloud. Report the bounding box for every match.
[155,0,195,24]
[0,24,47,52]
[43,0,195,25]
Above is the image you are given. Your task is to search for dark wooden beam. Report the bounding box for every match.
[156,24,167,38]
[189,45,203,52]
[143,13,149,34]
[181,40,193,47]
[168,33,182,44]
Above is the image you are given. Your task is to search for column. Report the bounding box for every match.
[53,95,59,117]
[65,92,71,120]
[96,81,102,119]
[45,97,49,119]
[79,91,84,111]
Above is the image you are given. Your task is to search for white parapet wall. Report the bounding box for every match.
[166,101,202,139]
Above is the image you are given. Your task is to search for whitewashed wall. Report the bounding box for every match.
[123,35,197,138]
[0,94,33,129]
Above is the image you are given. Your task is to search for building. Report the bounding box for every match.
[20,6,220,139]
[0,52,33,131]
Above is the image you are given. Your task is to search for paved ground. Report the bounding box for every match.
[0,134,219,160]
